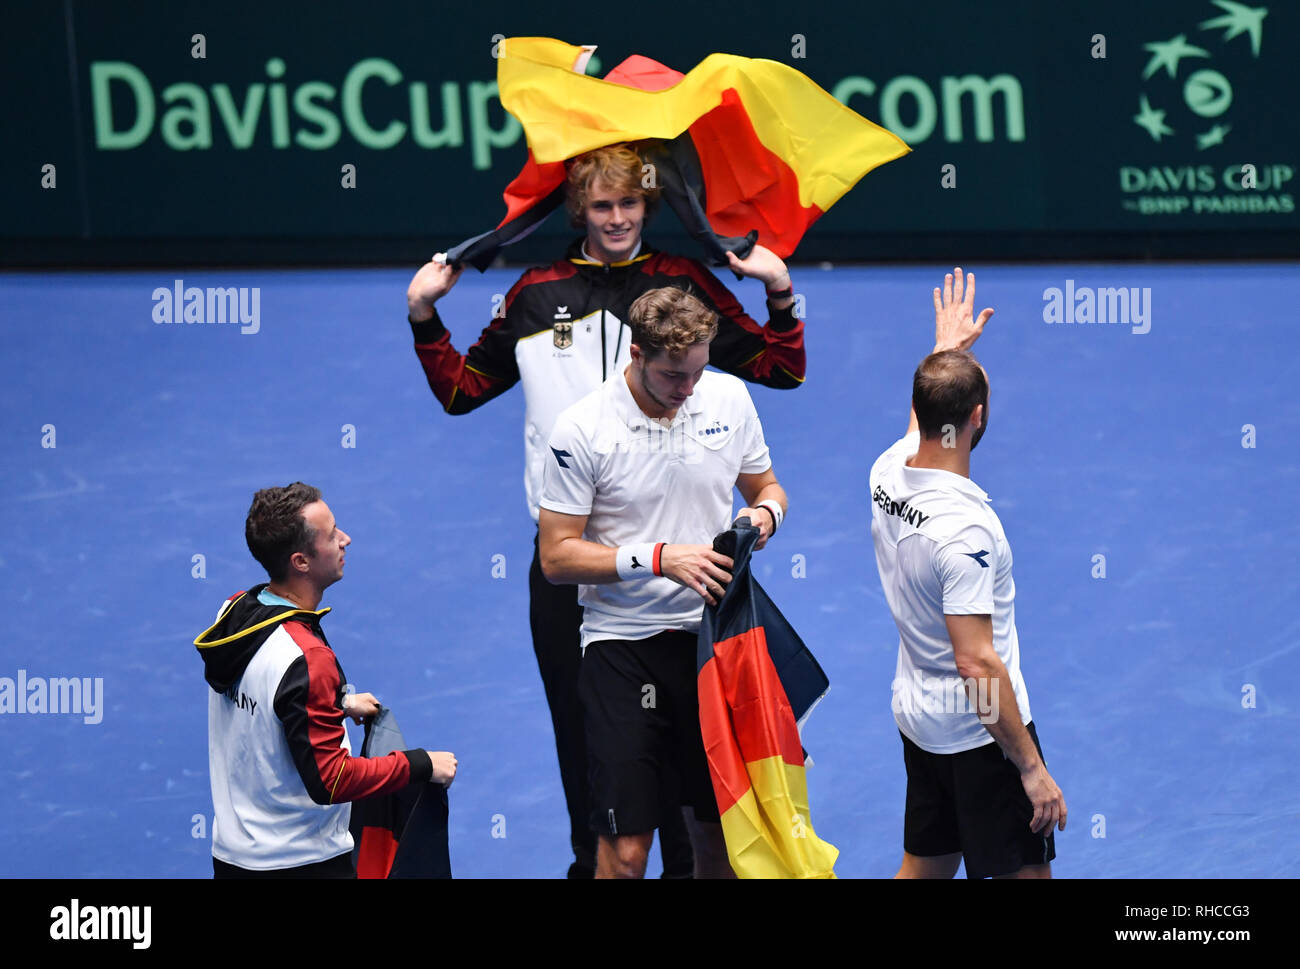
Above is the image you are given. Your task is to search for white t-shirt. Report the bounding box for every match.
[540,367,771,649]
[869,432,1032,754]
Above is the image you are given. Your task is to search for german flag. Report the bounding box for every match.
[350,707,452,879]
[445,37,909,270]
[698,519,838,878]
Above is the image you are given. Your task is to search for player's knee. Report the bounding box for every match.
[895,851,961,879]
[599,834,651,878]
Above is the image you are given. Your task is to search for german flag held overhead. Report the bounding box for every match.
[446,37,909,270]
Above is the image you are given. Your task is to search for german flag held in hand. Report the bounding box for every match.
[350,707,451,879]
[698,519,838,879]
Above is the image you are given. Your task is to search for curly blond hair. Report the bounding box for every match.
[565,144,662,227]
[628,287,718,359]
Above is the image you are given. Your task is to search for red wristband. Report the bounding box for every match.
[652,542,665,577]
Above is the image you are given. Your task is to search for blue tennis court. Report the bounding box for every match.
[2,262,1296,877]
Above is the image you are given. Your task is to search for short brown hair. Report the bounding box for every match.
[245,482,322,583]
[912,350,988,440]
[565,144,662,227]
[628,287,718,359]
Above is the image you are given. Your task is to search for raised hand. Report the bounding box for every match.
[407,254,465,321]
[725,244,790,290]
[933,267,994,352]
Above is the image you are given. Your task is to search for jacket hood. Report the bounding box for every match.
[193,584,330,694]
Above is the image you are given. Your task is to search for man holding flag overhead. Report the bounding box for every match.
[405,37,907,877]
[538,286,788,878]
[407,143,801,879]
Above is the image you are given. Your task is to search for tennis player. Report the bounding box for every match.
[869,268,1066,879]
[538,286,788,878]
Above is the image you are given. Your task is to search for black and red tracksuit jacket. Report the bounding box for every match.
[409,237,806,518]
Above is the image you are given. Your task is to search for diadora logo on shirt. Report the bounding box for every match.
[963,550,991,568]
[551,446,573,469]
[697,419,730,437]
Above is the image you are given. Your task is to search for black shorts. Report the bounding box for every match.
[579,630,719,835]
[900,721,1057,879]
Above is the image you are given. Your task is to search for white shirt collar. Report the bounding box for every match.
[581,239,643,264]
[901,461,991,502]
[611,365,706,428]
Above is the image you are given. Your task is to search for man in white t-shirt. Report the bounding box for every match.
[538,286,788,878]
[869,267,1066,879]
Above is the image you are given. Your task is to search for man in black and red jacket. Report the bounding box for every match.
[404,143,805,878]
[196,483,458,877]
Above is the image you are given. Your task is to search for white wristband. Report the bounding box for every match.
[616,543,664,580]
[757,500,784,531]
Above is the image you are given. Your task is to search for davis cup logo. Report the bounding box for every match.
[1120,1,1294,218]
[1131,1,1267,150]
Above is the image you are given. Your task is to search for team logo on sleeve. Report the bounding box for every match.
[963,550,991,568]
[551,447,573,469]
[553,321,573,349]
